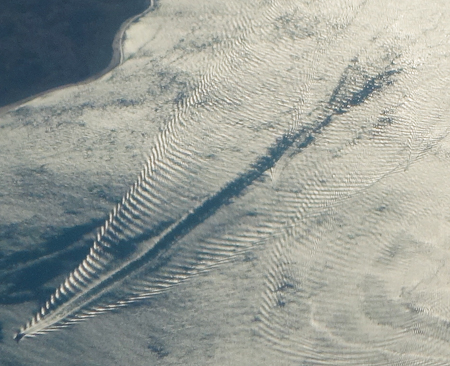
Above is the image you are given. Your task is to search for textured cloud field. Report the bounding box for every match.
[1,0,450,364]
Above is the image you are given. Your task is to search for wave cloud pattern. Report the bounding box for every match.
[2,0,450,364]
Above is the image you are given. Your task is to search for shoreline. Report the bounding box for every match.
[0,0,155,118]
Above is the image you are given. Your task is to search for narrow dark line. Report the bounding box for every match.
[87,115,331,294]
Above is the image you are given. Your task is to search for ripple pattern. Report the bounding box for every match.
[5,0,450,364]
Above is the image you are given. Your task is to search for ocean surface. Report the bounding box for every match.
[1,0,450,364]
[0,0,150,108]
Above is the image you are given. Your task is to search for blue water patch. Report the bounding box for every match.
[0,0,150,108]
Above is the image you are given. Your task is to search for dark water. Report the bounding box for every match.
[0,0,149,108]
